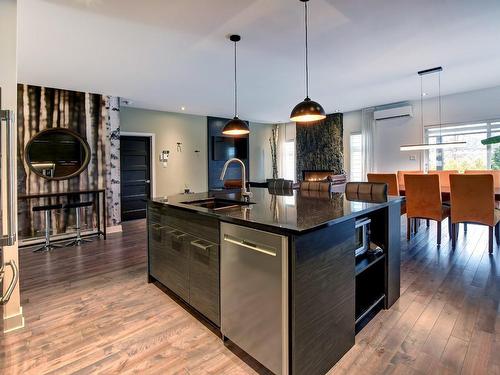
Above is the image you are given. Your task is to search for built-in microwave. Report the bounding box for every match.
[354,217,371,257]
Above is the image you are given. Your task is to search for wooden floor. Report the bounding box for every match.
[1,219,499,374]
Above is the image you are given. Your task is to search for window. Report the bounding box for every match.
[425,120,500,171]
[350,133,362,181]
[282,140,295,181]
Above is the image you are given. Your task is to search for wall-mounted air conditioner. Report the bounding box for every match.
[374,104,413,121]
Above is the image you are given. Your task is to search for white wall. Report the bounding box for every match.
[121,107,273,195]
[1,0,23,332]
[343,85,500,174]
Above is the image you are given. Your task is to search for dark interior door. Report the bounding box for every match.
[120,136,151,221]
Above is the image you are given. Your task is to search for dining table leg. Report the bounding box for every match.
[495,222,500,245]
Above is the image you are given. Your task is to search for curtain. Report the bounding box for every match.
[361,108,375,180]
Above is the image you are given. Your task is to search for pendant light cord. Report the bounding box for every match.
[304,1,309,99]
[420,75,424,142]
[234,40,238,117]
[438,70,442,139]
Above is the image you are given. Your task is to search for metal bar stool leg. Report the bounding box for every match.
[33,210,62,252]
[65,206,92,247]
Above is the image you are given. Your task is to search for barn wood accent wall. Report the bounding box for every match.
[295,113,344,181]
[17,84,121,239]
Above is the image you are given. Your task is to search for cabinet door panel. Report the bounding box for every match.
[162,227,190,301]
[189,238,220,325]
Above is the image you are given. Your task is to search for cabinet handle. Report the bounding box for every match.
[169,229,186,239]
[223,234,276,257]
[191,239,212,251]
[151,223,163,231]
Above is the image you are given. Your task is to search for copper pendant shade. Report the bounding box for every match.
[222,35,249,135]
[290,0,326,123]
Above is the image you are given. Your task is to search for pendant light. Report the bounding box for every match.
[400,67,466,151]
[290,0,326,123]
[222,34,249,136]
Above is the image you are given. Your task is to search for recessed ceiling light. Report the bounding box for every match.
[422,92,428,97]
[181,106,186,111]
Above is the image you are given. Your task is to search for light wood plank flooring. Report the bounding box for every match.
[1,219,499,374]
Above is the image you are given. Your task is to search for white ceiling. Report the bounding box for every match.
[18,0,500,123]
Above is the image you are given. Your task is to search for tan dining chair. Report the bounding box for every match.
[367,173,399,196]
[428,170,459,187]
[300,181,332,192]
[449,174,500,253]
[397,170,423,189]
[404,174,451,245]
[463,170,500,232]
[464,170,500,187]
[367,173,406,216]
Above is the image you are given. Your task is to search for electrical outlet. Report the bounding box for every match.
[409,155,416,161]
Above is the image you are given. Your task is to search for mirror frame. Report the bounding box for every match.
[25,127,91,180]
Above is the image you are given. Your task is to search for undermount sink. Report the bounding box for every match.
[181,198,253,211]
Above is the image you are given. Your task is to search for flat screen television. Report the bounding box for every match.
[212,136,248,161]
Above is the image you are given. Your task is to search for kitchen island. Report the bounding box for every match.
[147,187,403,375]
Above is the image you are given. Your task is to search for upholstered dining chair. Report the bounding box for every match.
[367,173,406,217]
[464,170,500,187]
[300,181,332,192]
[463,170,500,232]
[404,174,451,244]
[367,173,399,196]
[428,170,459,187]
[449,174,500,253]
[397,170,423,189]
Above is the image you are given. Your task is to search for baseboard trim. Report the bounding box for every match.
[3,307,25,333]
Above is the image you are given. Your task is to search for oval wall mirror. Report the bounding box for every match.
[25,128,91,180]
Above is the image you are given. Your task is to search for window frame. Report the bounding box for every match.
[349,132,363,181]
[423,118,500,171]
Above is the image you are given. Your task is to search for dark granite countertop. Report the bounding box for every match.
[150,188,404,235]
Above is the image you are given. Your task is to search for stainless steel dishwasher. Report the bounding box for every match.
[220,222,289,375]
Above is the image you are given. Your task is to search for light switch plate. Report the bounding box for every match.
[409,155,416,161]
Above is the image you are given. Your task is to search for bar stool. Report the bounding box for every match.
[32,203,63,252]
[64,201,93,246]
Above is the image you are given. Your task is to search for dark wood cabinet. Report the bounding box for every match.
[188,238,220,325]
[147,202,220,325]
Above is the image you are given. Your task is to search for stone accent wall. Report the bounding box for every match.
[295,113,344,181]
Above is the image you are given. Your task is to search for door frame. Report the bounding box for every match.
[120,132,156,198]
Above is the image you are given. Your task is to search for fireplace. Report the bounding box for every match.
[302,170,335,182]
[302,170,347,190]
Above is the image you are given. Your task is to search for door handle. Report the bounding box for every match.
[0,110,17,246]
[145,180,151,184]
[0,260,19,304]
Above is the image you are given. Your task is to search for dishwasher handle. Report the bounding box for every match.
[223,234,277,257]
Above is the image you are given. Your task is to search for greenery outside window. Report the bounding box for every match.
[425,120,500,171]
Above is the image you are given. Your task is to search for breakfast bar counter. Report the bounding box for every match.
[147,187,403,375]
